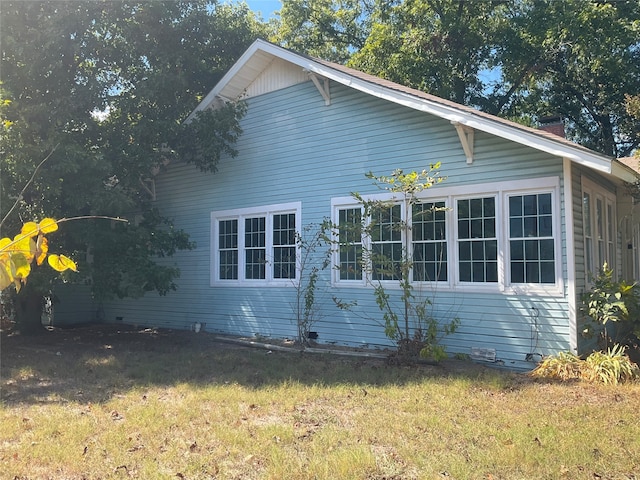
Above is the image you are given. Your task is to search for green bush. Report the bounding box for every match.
[581,264,640,348]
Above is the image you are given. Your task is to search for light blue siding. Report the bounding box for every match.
[89,80,573,370]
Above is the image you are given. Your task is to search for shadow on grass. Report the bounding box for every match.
[1,324,524,405]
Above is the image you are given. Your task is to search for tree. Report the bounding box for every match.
[334,167,459,362]
[275,0,640,156]
[274,0,377,63]
[349,0,505,106]
[0,1,265,332]
[495,0,640,157]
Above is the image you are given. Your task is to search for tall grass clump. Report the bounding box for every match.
[531,345,639,385]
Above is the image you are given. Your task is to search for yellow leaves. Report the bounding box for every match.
[47,254,77,273]
[38,218,58,234]
[0,217,76,292]
[36,236,48,266]
[21,218,58,237]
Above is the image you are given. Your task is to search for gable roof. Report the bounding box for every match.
[189,39,638,184]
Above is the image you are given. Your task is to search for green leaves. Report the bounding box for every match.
[0,1,260,301]
[581,264,640,348]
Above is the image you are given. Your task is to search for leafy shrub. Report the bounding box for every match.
[581,264,640,348]
[531,345,639,385]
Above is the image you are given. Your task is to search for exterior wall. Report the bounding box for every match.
[52,284,97,326]
[571,163,639,355]
[96,80,573,370]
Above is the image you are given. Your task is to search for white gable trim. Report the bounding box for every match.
[189,39,635,183]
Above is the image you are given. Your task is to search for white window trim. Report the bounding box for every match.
[331,177,563,296]
[210,202,301,287]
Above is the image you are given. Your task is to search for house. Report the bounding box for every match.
[56,39,640,370]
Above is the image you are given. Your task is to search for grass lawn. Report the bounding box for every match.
[1,326,639,479]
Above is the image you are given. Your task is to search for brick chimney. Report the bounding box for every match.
[538,115,565,138]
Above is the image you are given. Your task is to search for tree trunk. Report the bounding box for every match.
[14,284,46,334]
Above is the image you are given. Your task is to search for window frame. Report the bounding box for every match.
[210,202,301,286]
[331,177,563,295]
[582,177,617,282]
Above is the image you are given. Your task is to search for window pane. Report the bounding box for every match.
[540,262,555,283]
[486,261,498,282]
[510,217,523,238]
[583,192,593,274]
[338,208,362,280]
[509,196,522,217]
[245,249,265,279]
[459,261,471,282]
[508,193,555,284]
[470,198,483,218]
[273,213,296,279]
[583,192,592,236]
[539,215,553,237]
[457,197,497,283]
[523,194,537,215]
[511,240,524,261]
[458,219,470,239]
[524,216,537,237]
[245,217,266,279]
[371,204,402,280]
[219,220,238,249]
[526,262,540,283]
[539,194,552,215]
[525,240,539,260]
[458,199,470,219]
[486,240,497,260]
[219,251,238,280]
[274,246,296,279]
[540,239,554,260]
[459,241,471,261]
[511,262,524,283]
[484,218,495,238]
[484,198,495,217]
[218,219,238,280]
[412,202,447,282]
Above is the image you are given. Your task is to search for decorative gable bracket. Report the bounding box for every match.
[307,72,331,106]
[451,121,475,164]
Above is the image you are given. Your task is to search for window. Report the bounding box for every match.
[582,178,617,280]
[337,207,362,280]
[273,213,296,279]
[508,193,555,283]
[211,202,301,285]
[332,177,561,293]
[583,191,594,274]
[413,201,447,281]
[457,197,497,283]
[218,219,238,280]
[245,217,266,279]
[371,204,402,280]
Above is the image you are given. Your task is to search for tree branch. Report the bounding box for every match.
[1,144,59,229]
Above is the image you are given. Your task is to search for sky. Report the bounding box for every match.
[241,0,282,19]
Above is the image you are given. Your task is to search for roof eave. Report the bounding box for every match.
[186,40,638,185]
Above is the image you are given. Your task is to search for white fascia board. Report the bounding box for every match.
[185,40,269,122]
[611,161,639,183]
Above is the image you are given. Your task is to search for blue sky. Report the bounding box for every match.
[240,0,282,19]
